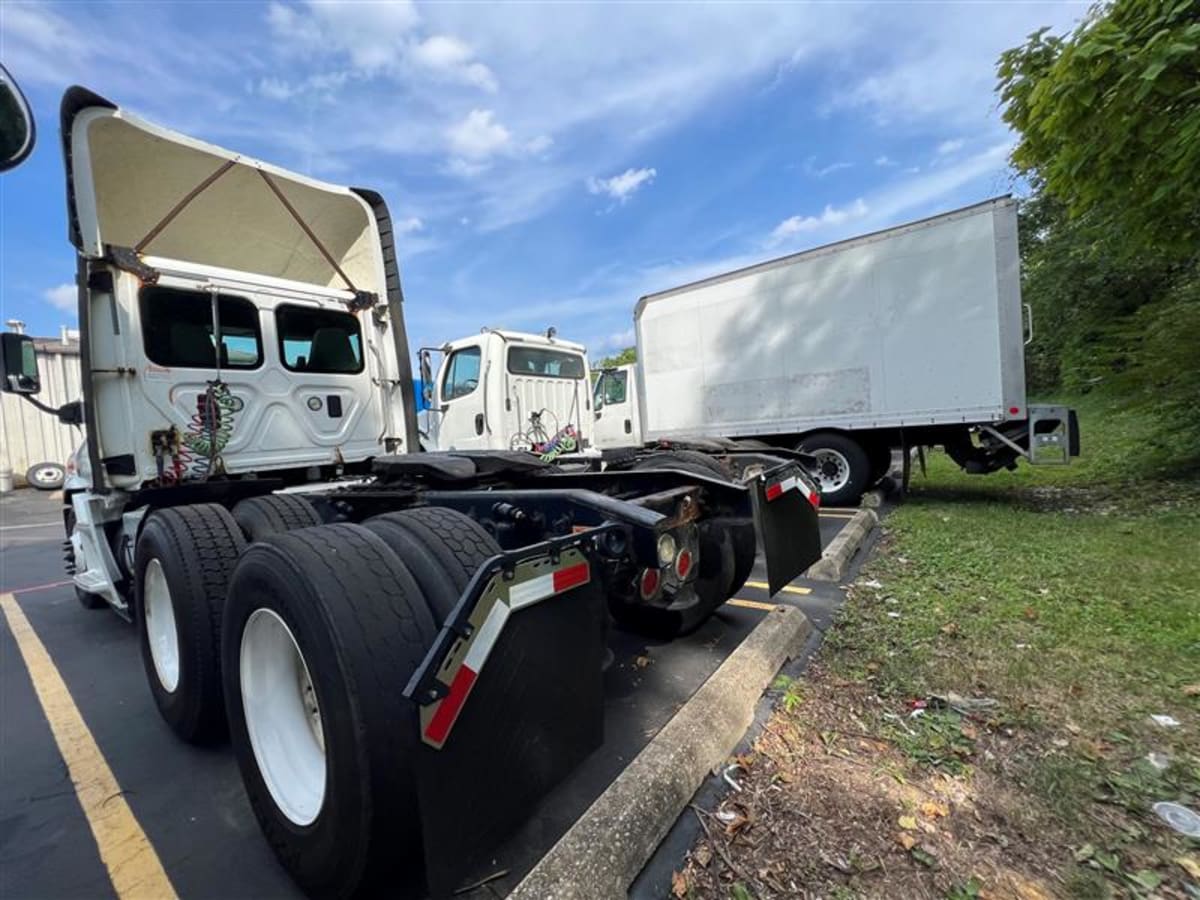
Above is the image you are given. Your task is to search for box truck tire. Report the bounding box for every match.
[26,462,65,490]
[232,494,322,542]
[364,508,500,626]
[797,432,871,506]
[134,504,246,743]
[222,524,436,899]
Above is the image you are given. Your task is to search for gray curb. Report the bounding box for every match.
[805,487,885,581]
[508,605,812,900]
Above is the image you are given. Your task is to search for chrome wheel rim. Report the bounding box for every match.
[811,448,851,494]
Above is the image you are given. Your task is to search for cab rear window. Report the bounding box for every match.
[139,286,261,369]
[506,346,585,379]
[276,305,363,374]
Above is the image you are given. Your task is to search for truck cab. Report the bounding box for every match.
[423,330,593,455]
[592,363,643,450]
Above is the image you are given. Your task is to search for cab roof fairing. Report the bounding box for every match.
[59,86,389,301]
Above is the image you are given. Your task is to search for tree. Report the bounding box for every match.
[997,0,1200,262]
[594,346,636,369]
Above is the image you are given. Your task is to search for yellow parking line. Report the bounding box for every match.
[743,580,811,596]
[728,598,780,611]
[0,593,177,899]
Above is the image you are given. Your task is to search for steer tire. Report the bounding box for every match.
[222,523,436,899]
[135,504,246,743]
[364,507,500,625]
[232,494,322,543]
[798,431,871,507]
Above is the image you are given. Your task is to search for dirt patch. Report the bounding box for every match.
[673,667,1198,900]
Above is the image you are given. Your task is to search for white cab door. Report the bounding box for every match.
[436,342,490,450]
[592,365,640,449]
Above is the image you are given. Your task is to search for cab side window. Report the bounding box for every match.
[442,346,481,401]
[603,371,628,404]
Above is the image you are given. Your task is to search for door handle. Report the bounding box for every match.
[475,413,484,435]
[624,419,632,434]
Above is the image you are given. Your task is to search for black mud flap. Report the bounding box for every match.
[404,534,612,899]
[751,463,823,595]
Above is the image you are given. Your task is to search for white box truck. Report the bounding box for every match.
[593,197,1079,504]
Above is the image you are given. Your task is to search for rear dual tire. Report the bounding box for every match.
[222,510,494,898]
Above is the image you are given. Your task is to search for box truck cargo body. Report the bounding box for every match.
[594,197,1079,504]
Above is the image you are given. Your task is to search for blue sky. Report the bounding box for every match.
[1,1,1082,356]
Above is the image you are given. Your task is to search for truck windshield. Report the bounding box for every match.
[507,347,585,379]
[139,286,261,369]
[276,305,363,374]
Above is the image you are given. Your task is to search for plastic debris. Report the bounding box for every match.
[887,611,901,619]
[1153,802,1200,838]
[1146,752,1171,772]
[1150,714,1181,728]
[723,763,745,792]
[929,692,999,715]
[860,579,883,589]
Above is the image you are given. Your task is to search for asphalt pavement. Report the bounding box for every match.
[0,488,858,899]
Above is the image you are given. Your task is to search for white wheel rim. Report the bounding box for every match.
[143,559,181,692]
[811,448,851,493]
[31,466,59,485]
[240,608,326,826]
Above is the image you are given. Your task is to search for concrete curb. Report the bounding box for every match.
[508,605,812,900]
[805,487,885,581]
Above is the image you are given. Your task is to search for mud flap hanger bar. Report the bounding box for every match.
[108,158,377,311]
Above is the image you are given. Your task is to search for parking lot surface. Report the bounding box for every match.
[0,489,857,899]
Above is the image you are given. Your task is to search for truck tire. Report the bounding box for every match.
[364,507,500,625]
[232,494,322,542]
[26,462,65,491]
[797,432,870,506]
[222,524,436,899]
[64,508,106,610]
[630,449,733,481]
[135,504,246,743]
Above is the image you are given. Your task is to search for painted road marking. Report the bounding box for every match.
[743,580,811,596]
[0,521,63,532]
[2,579,73,595]
[0,592,178,899]
[728,598,780,611]
[818,511,858,519]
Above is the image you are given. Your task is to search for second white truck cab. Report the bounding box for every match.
[421,329,594,456]
[592,362,642,448]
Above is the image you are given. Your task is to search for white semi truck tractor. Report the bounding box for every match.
[593,198,1081,505]
[0,85,822,899]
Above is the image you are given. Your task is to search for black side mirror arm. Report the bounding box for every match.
[21,393,84,425]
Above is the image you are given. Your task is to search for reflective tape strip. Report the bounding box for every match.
[509,561,590,610]
[766,474,820,509]
[424,664,478,746]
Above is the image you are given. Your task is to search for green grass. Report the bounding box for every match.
[822,392,1200,894]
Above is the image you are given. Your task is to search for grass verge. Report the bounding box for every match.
[676,393,1199,899]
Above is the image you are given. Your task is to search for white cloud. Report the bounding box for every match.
[257,77,297,101]
[412,35,498,92]
[267,0,420,74]
[587,167,657,203]
[396,217,424,234]
[804,157,853,178]
[769,198,868,245]
[446,109,512,161]
[875,155,897,167]
[937,138,965,155]
[43,284,77,314]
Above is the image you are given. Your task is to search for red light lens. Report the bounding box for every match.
[675,549,693,579]
[1009,406,1020,415]
[639,568,660,599]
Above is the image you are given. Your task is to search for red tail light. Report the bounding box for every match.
[639,568,661,600]
[675,549,693,579]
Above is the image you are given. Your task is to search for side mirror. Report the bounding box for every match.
[0,65,35,174]
[418,349,434,406]
[0,332,41,394]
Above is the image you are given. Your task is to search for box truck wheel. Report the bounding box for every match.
[26,461,66,491]
[221,524,436,899]
[797,432,870,506]
[134,504,246,743]
[364,508,501,625]
[232,494,322,542]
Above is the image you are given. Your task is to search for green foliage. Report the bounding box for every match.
[594,346,636,369]
[998,0,1200,262]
